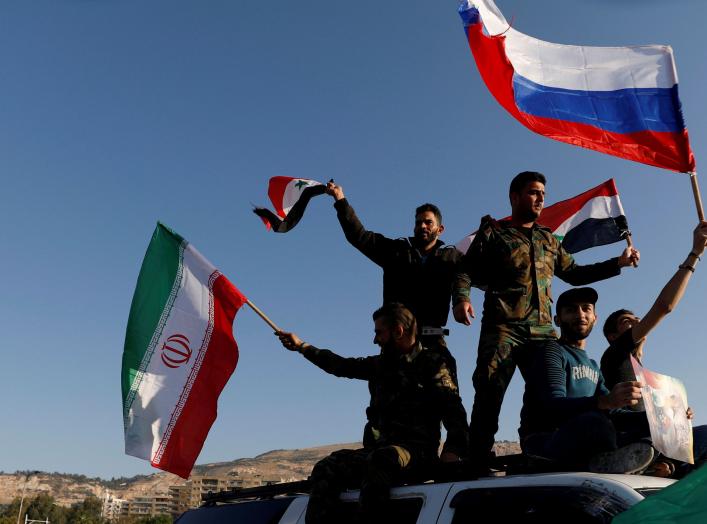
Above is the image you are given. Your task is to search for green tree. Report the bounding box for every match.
[67,496,103,524]
[25,493,55,522]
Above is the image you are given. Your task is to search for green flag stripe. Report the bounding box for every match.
[122,223,186,414]
[614,465,707,524]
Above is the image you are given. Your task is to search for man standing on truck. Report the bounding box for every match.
[325,181,469,375]
[453,171,640,472]
[276,303,469,523]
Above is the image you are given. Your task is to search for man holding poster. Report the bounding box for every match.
[601,222,707,475]
[520,283,707,475]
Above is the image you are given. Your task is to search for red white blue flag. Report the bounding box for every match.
[459,0,695,173]
[456,179,629,254]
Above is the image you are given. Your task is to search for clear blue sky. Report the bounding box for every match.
[2,0,706,479]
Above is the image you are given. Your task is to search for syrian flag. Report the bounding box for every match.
[253,176,326,232]
[122,223,247,478]
[456,179,630,254]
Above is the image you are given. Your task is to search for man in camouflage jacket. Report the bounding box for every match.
[277,303,469,524]
[452,171,640,470]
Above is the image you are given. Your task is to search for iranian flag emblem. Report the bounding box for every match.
[122,223,246,478]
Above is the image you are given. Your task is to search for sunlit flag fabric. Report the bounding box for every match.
[122,223,247,478]
[458,0,695,173]
[613,465,707,524]
[253,176,326,232]
[456,179,629,254]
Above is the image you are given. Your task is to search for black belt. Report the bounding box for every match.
[421,327,449,336]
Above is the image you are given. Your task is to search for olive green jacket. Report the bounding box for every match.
[454,216,621,335]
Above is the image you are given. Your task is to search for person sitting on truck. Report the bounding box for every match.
[276,303,469,524]
[519,287,655,473]
[599,222,707,475]
[519,287,707,474]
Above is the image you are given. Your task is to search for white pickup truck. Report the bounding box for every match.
[176,471,673,524]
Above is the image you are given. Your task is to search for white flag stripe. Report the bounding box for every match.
[553,195,625,237]
[124,244,217,461]
[455,233,476,255]
[281,179,322,215]
[471,0,678,91]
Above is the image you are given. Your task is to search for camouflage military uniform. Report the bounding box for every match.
[301,342,468,524]
[333,198,462,367]
[453,216,622,463]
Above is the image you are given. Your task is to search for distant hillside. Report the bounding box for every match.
[0,441,520,507]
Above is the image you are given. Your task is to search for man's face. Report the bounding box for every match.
[609,313,640,341]
[556,302,597,341]
[373,317,394,348]
[414,211,444,244]
[511,181,545,221]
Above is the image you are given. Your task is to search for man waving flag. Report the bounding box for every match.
[122,223,247,478]
[458,0,695,173]
[456,179,630,254]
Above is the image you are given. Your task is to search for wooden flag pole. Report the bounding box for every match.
[246,299,281,332]
[689,172,706,222]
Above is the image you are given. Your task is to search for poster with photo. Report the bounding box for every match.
[631,356,693,464]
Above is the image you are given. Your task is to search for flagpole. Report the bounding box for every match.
[246,299,281,332]
[689,171,706,222]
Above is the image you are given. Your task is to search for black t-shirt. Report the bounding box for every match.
[599,329,645,412]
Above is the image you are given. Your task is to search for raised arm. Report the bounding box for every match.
[326,181,397,266]
[276,331,376,380]
[629,221,707,343]
[554,241,631,286]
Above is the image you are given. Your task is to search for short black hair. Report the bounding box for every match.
[509,171,546,195]
[603,309,634,338]
[372,302,417,336]
[415,203,442,225]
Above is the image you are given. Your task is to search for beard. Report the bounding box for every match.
[559,320,595,341]
[414,229,438,244]
[519,207,541,223]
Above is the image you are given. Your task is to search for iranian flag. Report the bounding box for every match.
[253,176,326,232]
[122,223,247,478]
[456,179,629,254]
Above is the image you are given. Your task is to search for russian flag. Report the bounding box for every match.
[459,0,695,173]
[456,179,629,254]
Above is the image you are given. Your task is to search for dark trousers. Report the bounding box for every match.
[521,411,651,469]
[469,323,556,464]
[305,445,422,524]
[420,334,458,378]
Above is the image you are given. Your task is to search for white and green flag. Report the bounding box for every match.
[122,223,247,478]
